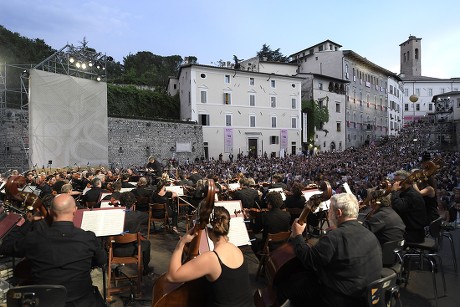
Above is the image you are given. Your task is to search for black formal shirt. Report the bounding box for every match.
[363,206,406,246]
[293,220,382,299]
[391,186,427,243]
[252,208,291,248]
[13,221,107,303]
[232,187,259,209]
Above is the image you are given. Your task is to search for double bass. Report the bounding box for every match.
[152,179,216,306]
[255,181,332,307]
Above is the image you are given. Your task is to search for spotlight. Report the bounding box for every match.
[21,70,30,78]
[96,62,102,69]
[76,62,81,68]
[81,62,87,69]
[96,76,102,82]
[88,61,93,67]
[69,56,75,63]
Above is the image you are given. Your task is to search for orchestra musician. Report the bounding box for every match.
[269,174,287,190]
[146,156,163,177]
[249,191,291,258]
[231,177,259,209]
[390,170,427,243]
[152,180,180,234]
[165,206,252,306]
[362,187,405,246]
[82,178,109,208]
[277,193,382,307]
[0,194,107,307]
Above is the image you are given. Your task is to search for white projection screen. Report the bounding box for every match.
[29,69,108,168]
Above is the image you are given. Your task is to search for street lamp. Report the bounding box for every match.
[409,94,418,143]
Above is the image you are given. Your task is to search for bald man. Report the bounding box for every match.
[8,194,107,306]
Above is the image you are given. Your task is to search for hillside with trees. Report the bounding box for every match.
[0,26,180,119]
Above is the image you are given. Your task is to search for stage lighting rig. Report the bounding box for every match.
[33,42,113,82]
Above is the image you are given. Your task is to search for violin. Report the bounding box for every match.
[254,181,332,306]
[152,180,216,307]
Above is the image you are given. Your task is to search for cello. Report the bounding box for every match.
[152,179,216,306]
[255,181,332,307]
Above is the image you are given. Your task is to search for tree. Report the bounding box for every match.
[256,44,287,62]
[301,99,329,142]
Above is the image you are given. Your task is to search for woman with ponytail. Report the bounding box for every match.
[165,206,252,307]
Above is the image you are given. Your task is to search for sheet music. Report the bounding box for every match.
[301,189,330,213]
[343,182,353,194]
[227,183,240,191]
[128,182,138,186]
[165,185,184,196]
[120,187,135,193]
[268,188,286,201]
[215,200,243,216]
[214,200,251,246]
[228,216,251,246]
[100,192,112,201]
[79,208,125,237]
[100,200,113,208]
[82,186,91,195]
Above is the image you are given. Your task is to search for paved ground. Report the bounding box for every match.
[93,220,460,307]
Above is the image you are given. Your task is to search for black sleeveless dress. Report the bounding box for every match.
[207,251,252,307]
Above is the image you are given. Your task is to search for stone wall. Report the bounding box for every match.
[0,109,204,173]
[108,117,204,170]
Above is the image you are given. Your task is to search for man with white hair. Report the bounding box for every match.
[278,193,382,307]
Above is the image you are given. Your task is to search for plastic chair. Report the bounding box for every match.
[7,284,67,307]
[256,231,291,280]
[147,203,170,239]
[107,232,143,300]
[381,239,405,280]
[403,217,447,307]
[440,223,457,273]
[366,271,400,307]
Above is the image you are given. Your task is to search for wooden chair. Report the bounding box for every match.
[256,231,291,280]
[147,203,170,239]
[135,195,150,212]
[107,232,143,299]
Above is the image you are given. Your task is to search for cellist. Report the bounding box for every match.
[165,206,252,307]
[277,193,382,307]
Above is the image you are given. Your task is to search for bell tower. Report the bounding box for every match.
[399,35,422,77]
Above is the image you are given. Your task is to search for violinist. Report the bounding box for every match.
[277,193,382,307]
[152,180,180,234]
[0,194,107,307]
[36,174,53,197]
[390,170,427,243]
[232,177,259,209]
[362,187,405,246]
[249,191,291,258]
[269,174,287,190]
[165,206,252,307]
[82,178,109,208]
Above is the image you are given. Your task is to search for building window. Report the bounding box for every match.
[291,98,297,109]
[270,79,276,88]
[415,48,419,59]
[223,92,231,105]
[416,104,420,111]
[199,114,210,126]
[404,104,408,111]
[249,78,254,86]
[428,104,433,111]
[200,90,207,103]
[250,115,256,127]
[291,117,297,128]
[337,122,341,132]
[415,88,420,96]
[336,102,340,113]
[225,114,232,126]
[428,88,433,96]
[457,98,460,108]
[224,75,230,83]
[270,136,279,144]
[404,89,409,96]
[249,94,256,106]
[270,96,277,108]
[319,82,323,90]
[271,116,277,128]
